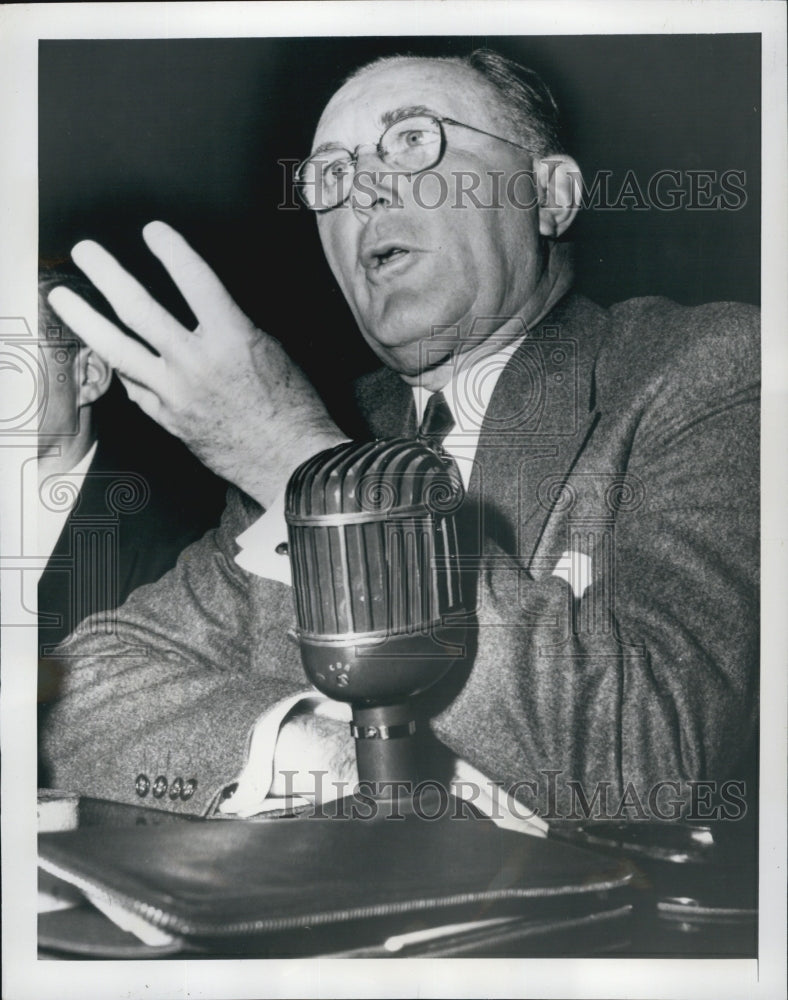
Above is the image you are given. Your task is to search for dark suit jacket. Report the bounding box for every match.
[39,436,227,654]
[40,293,759,818]
[38,439,216,654]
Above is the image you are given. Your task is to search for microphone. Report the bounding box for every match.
[285,438,466,793]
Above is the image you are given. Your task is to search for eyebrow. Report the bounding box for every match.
[378,105,441,129]
[311,105,443,156]
[310,140,353,157]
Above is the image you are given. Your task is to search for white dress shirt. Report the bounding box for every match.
[234,330,527,584]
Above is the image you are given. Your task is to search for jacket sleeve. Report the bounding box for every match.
[40,487,307,815]
[429,303,759,815]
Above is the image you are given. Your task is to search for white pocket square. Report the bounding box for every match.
[552,550,593,599]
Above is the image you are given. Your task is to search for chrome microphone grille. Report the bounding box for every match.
[285,439,464,641]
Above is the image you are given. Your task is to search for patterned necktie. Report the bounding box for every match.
[416,390,454,451]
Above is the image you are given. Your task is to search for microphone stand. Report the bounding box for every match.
[350,702,420,795]
[285,438,476,821]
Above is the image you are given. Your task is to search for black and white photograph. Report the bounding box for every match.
[1,2,786,998]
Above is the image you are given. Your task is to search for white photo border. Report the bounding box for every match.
[1,3,785,999]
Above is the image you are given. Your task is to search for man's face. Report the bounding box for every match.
[312,59,545,380]
[37,331,81,444]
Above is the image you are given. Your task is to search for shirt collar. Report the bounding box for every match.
[68,439,98,479]
[413,330,526,433]
[412,241,573,430]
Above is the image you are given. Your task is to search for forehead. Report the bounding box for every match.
[313,58,506,150]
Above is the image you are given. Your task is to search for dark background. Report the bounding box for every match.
[39,34,760,435]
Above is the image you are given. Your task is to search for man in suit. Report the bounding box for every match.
[36,269,117,653]
[41,50,758,820]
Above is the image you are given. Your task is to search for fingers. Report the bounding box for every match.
[48,287,164,391]
[142,221,245,331]
[71,239,186,351]
[117,374,163,422]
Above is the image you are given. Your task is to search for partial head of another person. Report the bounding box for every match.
[38,267,113,463]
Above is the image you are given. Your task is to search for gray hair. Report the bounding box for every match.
[464,49,563,155]
[345,48,563,156]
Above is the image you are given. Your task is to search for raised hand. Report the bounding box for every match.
[48,221,346,508]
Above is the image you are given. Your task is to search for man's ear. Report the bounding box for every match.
[76,347,113,407]
[534,155,582,238]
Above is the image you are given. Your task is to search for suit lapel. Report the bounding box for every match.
[38,443,105,649]
[353,294,610,571]
[471,294,608,570]
[353,366,415,439]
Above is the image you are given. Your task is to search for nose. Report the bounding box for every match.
[350,146,405,222]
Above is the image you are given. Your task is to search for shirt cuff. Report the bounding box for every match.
[218,690,352,818]
[234,490,292,585]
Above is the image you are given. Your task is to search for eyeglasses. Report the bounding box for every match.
[295,114,531,211]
